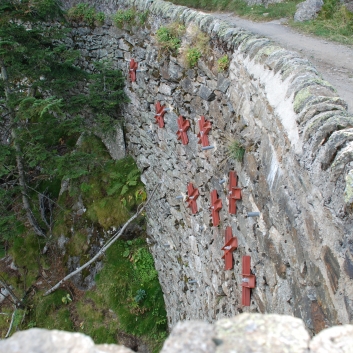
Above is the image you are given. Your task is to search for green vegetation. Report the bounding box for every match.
[8,233,48,289]
[31,289,74,331]
[217,55,230,72]
[93,238,167,350]
[228,140,245,162]
[0,1,167,350]
[23,238,167,351]
[180,25,210,67]
[170,0,300,21]
[290,1,353,45]
[170,0,353,45]
[112,8,149,28]
[67,3,105,26]
[156,22,186,54]
[0,0,128,240]
[112,8,136,28]
[185,48,202,67]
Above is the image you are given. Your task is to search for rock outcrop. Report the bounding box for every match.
[294,0,324,22]
[1,314,353,353]
[60,0,353,334]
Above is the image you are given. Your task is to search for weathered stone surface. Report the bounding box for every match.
[310,325,353,353]
[323,246,340,293]
[216,74,230,93]
[0,328,134,353]
[344,251,353,279]
[4,316,353,353]
[344,169,353,208]
[161,320,216,353]
[159,83,172,96]
[61,0,353,335]
[198,84,215,101]
[294,0,323,22]
[215,314,310,353]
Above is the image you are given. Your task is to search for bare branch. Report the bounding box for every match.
[27,185,65,212]
[0,277,22,307]
[43,183,160,296]
[5,307,16,338]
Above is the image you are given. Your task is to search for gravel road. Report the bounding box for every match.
[211,13,353,114]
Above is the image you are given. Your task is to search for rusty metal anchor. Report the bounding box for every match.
[197,116,212,147]
[210,190,222,226]
[154,101,167,128]
[176,116,190,145]
[186,183,199,214]
[221,226,238,270]
[228,171,242,214]
[129,59,138,82]
[241,255,256,306]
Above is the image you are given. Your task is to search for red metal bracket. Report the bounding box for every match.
[241,255,256,306]
[186,183,199,214]
[197,116,212,147]
[221,226,238,270]
[129,59,138,82]
[154,102,166,128]
[176,116,190,145]
[228,171,242,214]
[210,190,222,227]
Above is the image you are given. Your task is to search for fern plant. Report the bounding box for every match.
[108,168,140,196]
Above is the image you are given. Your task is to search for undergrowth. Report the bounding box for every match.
[217,55,230,72]
[179,25,210,67]
[112,8,149,28]
[91,238,167,352]
[156,22,186,54]
[1,134,167,350]
[290,1,353,45]
[67,3,105,26]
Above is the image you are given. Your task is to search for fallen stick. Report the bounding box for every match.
[5,307,16,338]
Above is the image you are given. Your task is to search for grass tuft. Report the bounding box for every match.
[228,140,245,162]
[217,55,230,72]
[67,3,105,26]
[156,22,186,54]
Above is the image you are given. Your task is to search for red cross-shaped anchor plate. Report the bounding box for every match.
[129,59,138,82]
[228,171,242,214]
[197,116,212,147]
[210,190,222,227]
[176,116,190,145]
[221,226,238,270]
[241,255,256,306]
[154,102,166,128]
[186,183,199,214]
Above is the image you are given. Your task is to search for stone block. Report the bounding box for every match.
[323,246,340,293]
[217,74,230,93]
[198,84,215,101]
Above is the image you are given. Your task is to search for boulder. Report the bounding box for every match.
[294,0,324,22]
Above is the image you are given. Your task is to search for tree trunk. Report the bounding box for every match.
[0,59,46,237]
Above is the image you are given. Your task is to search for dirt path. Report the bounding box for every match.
[211,13,353,114]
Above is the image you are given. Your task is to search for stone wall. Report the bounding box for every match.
[2,314,353,353]
[61,0,353,333]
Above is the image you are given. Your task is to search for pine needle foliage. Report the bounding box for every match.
[0,0,127,240]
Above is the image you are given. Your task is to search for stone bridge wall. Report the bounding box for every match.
[62,0,353,333]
